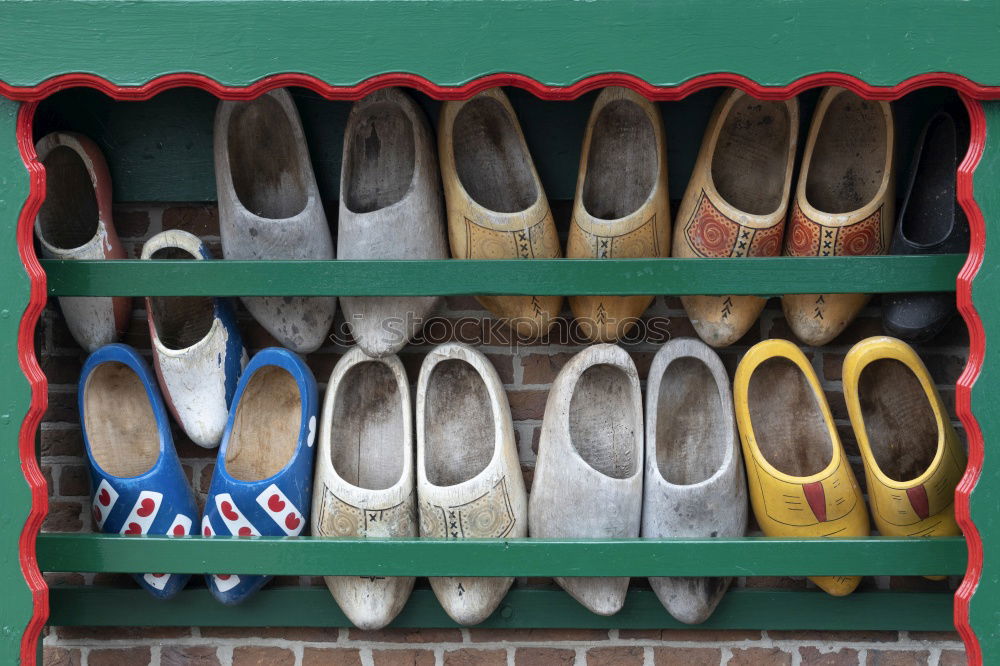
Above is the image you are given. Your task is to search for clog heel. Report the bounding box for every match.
[80,344,198,599]
[417,342,528,625]
[567,87,671,343]
[529,344,643,615]
[843,336,965,579]
[734,339,869,596]
[313,347,416,629]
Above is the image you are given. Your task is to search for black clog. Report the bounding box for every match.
[882,106,970,342]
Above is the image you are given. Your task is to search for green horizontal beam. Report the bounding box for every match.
[42,255,964,297]
[45,586,956,631]
[37,535,967,577]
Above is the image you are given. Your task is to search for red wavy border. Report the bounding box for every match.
[9,69,986,664]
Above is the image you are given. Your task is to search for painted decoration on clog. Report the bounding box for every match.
[80,344,198,599]
[142,230,248,448]
[203,347,319,604]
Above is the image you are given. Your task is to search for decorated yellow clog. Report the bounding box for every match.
[734,339,869,596]
[842,336,965,580]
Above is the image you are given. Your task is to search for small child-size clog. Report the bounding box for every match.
[203,347,319,604]
[142,230,248,448]
[80,343,198,599]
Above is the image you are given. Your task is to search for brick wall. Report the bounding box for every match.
[39,204,969,665]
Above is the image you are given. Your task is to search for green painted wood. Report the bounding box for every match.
[42,255,964,298]
[2,1,1000,90]
[36,534,967,577]
[0,100,35,663]
[45,586,956,631]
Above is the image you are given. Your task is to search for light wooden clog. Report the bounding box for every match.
[417,342,528,625]
[673,90,799,347]
[312,347,416,629]
[439,88,563,339]
[843,336,965,578]
[528,344,643,615]
[734,339,869,596]
[215,88,336,353]
[34,132,130,352]
[567,87,670,343]
[642,338,747,623]
[339,88,448,357]
[782,88,895,346]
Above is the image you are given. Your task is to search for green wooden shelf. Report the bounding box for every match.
[36,534,967,578]
[41,255,964,297]
[45,586,958,631]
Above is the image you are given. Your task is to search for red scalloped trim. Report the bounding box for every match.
[8,69,987,665]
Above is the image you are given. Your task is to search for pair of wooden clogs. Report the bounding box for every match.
[80,343,318,603]
[736,336,966,595]
[678,87,895,348]
[311,342,527,629]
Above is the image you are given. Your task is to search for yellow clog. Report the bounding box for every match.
[843,336,965,580]
[734,339,869,596]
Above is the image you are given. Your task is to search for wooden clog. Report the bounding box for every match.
[417,342,527,625]
[782,88,895,346]
[339,88,448,357]
[673,91,799,347]
[80,344,198,599]
[215,88,336,353]
[141,230,248,448]
[843,337,965,575]
[34,132,130,352]
[567,87,670,343]
[312,347,416,629]
[528,344,643,615]
[642,338,747,623]
[734,339,869,596]
[439,88,563,339]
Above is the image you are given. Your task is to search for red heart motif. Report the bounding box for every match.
[136,497,155,517]
[172,524,185,536]
[267,494,286,512]
[285,513,301,531]
[92,506,101,524]
[221,501,239,521]
[124,522,142,535]
[203,525,213,537]
[216,574,231,581]
[98,488,111,506]
[238,526,252,537]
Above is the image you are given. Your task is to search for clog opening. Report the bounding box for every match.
[453,96,538,213]
[343,101,416,214]
[148,246,215,350]
[227,94,309,219]
[84,361,159,478]
[711,97,791,216]
[805,90,888,214]
[331,361,404,490]
[747,357,832,477]
[226,365,302,482]
[38,145,99,250]
[656,357,726,485]
[569,363,638,479]
[858,359,938,482]
[582,99,656,221]
[423,359,494,486]
[901,113,964,247]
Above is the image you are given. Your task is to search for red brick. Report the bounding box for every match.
[44,390,78,423]
[88,648,151,666]
[769,630,896,642]
[469,628,607,643]
[232,646,295,666]
[202,626,340,641]
[656,629,761,642]
[444,648,507,665]
[161,646,221,666]
[799,647,860,666]
[58,464,89,496]
[43,466,54,497]
[939,650,968,666]
[515,648,576,666]
[507,390,547,421]
[303,648,363,666]
[56,626,190,640]
[348,627,462,643]
[40,353,84,385]
[653,647,721,666]
[587,646,644,665]
[44,571,84,586]
[43,500,83,531]
[521,352,576,384]
[908,631,962,642]
[445,296,486,311]
[114,208,151,238]
[486,354,516,384]
[163,205,220,236]
[865,651,931,665]
[43,647,81,666]
[729,647,792,665]
[41,427,84,457]
[372,649,436,666]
